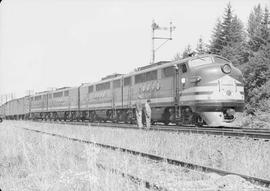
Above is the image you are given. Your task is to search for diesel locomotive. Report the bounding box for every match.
[0,54,245,127]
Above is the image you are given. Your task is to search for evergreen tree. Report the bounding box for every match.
[182,45,193,59]
[221,3,234,46]
[244,5,270,110]
[247,4,264,52]
[172,44,195,61]
[209,3,246,67]
[261,7,270,46]
[244,49,270,107]
[220,15,247,67]
[209,19,223,54]
[196,37,208,54]
[173,52,182,61]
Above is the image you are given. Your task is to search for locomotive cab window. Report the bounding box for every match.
[181,64,187,73]
[177,63,188,73]
[188,57,213,68]
[214,57,230,64]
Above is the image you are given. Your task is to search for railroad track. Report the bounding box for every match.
[30,119,270,140]
[96,163,168,191]
[17,126,270,189]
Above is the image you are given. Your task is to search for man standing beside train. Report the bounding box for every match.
[135,95,143,129]
[144,99,151,130]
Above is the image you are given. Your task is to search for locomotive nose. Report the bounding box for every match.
[191,62,243,85]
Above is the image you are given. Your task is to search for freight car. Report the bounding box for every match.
[0,54,245,127]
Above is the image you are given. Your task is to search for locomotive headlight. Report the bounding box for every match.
[226,108,235,116]
[221,64,231,74]
[226,90,232,96]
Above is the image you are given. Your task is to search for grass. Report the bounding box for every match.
[29,120,269,181]
[0,121,268,190]
[234,111,270,129]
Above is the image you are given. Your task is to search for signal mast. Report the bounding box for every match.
[151,20,176,63]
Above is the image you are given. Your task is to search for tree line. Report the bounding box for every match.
[175,3,270,112]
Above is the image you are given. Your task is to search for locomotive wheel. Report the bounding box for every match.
[89,115,94,122]
[162,108,171,126]
[90,113,96,122]
[164,120,170,125]
[193,114,204,127]
[195,121,204,127]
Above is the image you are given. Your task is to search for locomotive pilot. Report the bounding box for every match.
[144,99,151,130]
[135,95,143,129]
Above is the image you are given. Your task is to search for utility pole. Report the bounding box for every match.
[151,20,176,63]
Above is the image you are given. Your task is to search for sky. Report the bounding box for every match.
[0,0,269,102]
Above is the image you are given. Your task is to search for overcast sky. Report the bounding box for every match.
[0,0,269,101]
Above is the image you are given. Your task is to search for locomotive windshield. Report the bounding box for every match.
[213,56,231,64]
[188,56,213,68]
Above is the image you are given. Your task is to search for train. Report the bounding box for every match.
[0,54,245,127]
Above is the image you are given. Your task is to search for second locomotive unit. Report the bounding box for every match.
[0,54,245,127]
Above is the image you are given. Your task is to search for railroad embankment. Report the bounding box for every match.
[0,121,269,190]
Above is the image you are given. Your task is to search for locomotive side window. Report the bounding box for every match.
[163,66,175,78]
[135,70,157,84]
[189,56,213,68]
[64,90,69,97]
[88,85,94,93]
[53,92,63,98]
[96,82,110,91]
[146,70,157,81]
[34,95,42,101]
[124,77,131,86]
[113,79,121,88]
[135,73,145,84]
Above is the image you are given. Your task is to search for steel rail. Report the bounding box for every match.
[31,119,270,140]
[96,163,168,191]
[19,126,270,188]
